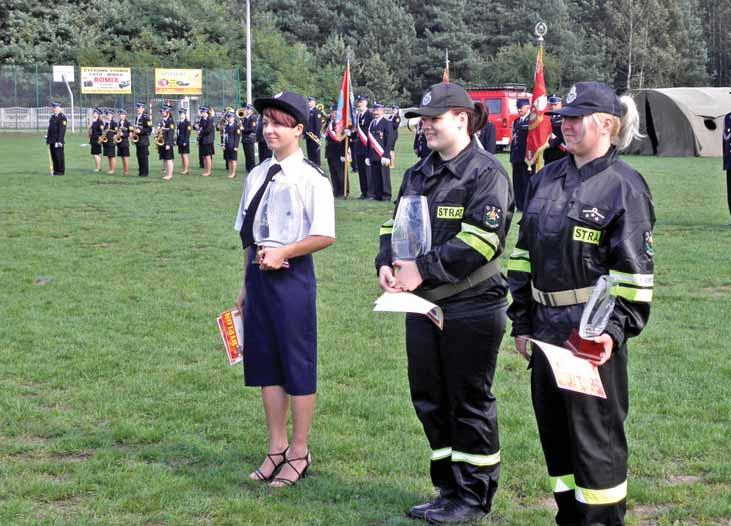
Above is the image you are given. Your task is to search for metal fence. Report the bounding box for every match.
[0,65,243,131]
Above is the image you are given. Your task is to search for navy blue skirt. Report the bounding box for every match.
[243,250,317,395]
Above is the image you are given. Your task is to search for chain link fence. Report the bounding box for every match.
[0,65,243,131]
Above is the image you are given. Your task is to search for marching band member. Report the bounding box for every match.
[508,82,653,526]
[102,109,117,175]
[366,102,394,201]
[376,82,513,524]
[117,108,131,176]
[177,108,191,175]
[133,102,152,177]
[46,101,67,176]
[305,96,322,166]
[353,95,373,198]
[256,112,272,164]
[223,111,241,179]
[241,104,258,173]
[159,105,175,181]
[234,90,335,489]
[197,106,215,176]
[221,107,233,171]
[325,104,346,197]
[89,108,103,172]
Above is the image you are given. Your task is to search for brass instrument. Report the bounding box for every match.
[305,131,321,146]
[98,123,109,145]
[114,125,125,144]
[130,128,140,143]
[207,107,215,118]
[154,121,165,147]
[236,107,246,119]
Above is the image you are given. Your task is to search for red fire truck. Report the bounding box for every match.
[465,84,531,151]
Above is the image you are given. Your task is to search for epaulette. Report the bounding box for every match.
[304,158,326,177]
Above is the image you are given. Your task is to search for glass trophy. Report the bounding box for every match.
[566,275,618,360]
[252,180,303,251]
[391,195,432,260]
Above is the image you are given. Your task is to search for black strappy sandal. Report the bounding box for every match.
[269,452,312,488]
[250,448,288,482]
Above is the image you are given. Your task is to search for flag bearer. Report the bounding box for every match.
[376,82,514,524]
[325,104,346,197]
[508,82,654,526]
[353,95,373,198]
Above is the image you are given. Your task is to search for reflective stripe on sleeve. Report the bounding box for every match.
[575,480,627,505]
[508,248,531,273]
[609,270,654,287]
[550,474,576,493]
[451,450,501,467]
[431,447,452,461]
[609,269,653,303]
[456,223,499,261]
[379,218,394,237]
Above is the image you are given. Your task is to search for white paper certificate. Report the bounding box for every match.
[529,338,607,399]
[373,292,444,330]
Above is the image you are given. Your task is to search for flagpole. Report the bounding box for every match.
[343,61,350,198]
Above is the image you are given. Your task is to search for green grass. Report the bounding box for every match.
[0,132,729,526]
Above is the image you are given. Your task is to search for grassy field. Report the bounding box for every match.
[0,132,729,526]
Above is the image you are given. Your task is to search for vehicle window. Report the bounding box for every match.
[485,99,502,115]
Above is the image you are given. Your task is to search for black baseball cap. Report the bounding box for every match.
[254,91,308,126]
[550,82,622,117]
[405,83,474,118]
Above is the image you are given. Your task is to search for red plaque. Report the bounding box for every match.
[565,328,605,361]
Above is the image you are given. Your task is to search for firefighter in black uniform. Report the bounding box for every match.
[241,104,257,173]
[89,108,103,172]
[197,107,215,177]
[376,82,514,524]
[543,94,568,165]
[133,102,152,177]
[46,102,67,176]
[507,82,654,526]
[223,111,241,179]
[353,95,373,198]
[413,119,431,160]
[159,105,175,181]
[389,104,401,168]
[177,108,191,174]
[723,111,731,224]
[510,98,531,212]
[366,102,394,201]
[305,96,322,166]
[325,104,347,197]
[117,108,131,176]
[255,112,272,165]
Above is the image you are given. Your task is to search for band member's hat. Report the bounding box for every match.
[307,96,317,102]
[254,91,309,126]
[404,82,474,118]
[548,94,562,104]
[199,106,209,112]
[516,98,530,108]
[245,103,254,110]
[549,82,621,117]
[93,107,101,114]
[373,102,384,109]
[357,94,368,102]
[119,108,127,114]
[178,108,187,114]
[51,101,62,108]
[103,109,113,115]
[135,101,145,108]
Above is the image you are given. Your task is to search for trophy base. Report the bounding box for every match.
[565,328,605,361]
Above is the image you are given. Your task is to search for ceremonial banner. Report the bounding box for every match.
[155,68,203,95]
[335,63,354,134]
[80,67,132,94]
[526,47,552,168]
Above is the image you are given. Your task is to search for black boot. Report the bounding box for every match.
[424,498,486,524]
[407,494,453,520]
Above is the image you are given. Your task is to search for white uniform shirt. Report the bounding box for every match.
[234,149,335,243]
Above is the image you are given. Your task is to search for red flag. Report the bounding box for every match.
[442,64,449,84]
[526,46,552,168]
[335,62,354,134]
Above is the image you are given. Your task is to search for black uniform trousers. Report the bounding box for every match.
[243,142,256,172]
[258,141,272,165]
[136,144,149,177]
[355,152,369,197]
[726,170,731,215]
[368,161,391,201]
[326,155,345,197]
[531,344,629,526]
[511,162,532,212]
[405,302,506,512]
[305,138,321,166]
[50,145,65,175]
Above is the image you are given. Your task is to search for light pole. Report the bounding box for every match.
[245,0,252,104]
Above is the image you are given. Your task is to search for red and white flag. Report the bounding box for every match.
[526,46,552,168]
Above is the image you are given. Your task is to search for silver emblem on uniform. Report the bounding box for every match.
[582,207,605,221]
[422,92,432,106]
[566,85,577,104]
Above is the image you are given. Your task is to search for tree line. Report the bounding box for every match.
[1,0,729,105]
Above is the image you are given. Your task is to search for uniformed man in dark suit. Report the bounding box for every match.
[241,104,257,173]
[133,102,152,177]
[305,96,322,166]
[389,104,401,168]
[325,104,347,197]
[475,101,497,153]
[366,102,394,201]
[413,119,431,159]
[724,111,731,224]
[353,95,373,198]
[510,98,532,212]
[177,108,191,174]
[544,94,568,165]
[46,101,67,176]
[117,108,131,175]
[255,113,272,164]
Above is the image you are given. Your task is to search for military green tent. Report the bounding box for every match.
[627,88,731,157]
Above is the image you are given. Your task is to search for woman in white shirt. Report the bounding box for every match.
[234,91,335,488]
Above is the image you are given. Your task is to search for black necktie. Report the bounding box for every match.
[239,163,282,249]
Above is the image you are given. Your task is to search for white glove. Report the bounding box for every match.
[339,156,345,163]
[165,145,170,150]
[364,158,371,166]
[380,157,390,167]
[344,129,352,137]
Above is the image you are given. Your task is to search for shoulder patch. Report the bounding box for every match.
[483,205,503,231]
[643,231,654,257]
[304,158,326,177]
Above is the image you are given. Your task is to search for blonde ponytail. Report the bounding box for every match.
[613,95,643,150]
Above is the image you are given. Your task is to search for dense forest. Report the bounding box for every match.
[1,0,729,104]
